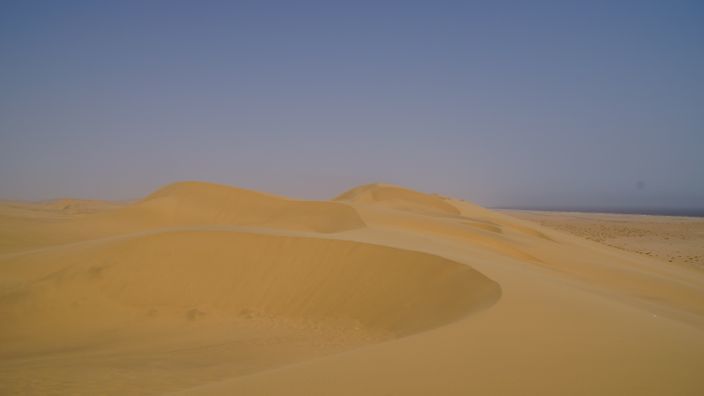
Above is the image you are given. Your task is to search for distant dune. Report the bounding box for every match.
[2,181,704,395]
[335,182,461,216]
[121,181,367,233]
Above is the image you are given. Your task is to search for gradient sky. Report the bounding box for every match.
[1,0,703,208]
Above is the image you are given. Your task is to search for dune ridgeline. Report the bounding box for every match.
[1,181,704,395]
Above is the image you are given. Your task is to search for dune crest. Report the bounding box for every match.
[335,183,461,216]
[103,181,367,234]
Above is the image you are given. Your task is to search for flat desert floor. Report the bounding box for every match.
[504,210,704,270]
[1,182,704,395]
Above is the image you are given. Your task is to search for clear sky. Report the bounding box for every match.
[1,0,703,209]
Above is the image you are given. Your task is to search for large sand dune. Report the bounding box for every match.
[1,230,499,342]
[128,181,367,233]
[2,181,704,395]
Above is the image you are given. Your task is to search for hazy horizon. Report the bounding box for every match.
[2,1,703,209]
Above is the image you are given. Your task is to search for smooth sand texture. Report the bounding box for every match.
[335,183,461,216]
[2,181,704,395]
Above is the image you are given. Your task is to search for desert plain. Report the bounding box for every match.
[1,181,704,395]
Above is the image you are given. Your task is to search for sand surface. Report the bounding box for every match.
[2,182,704,395]
[505,210,704,270]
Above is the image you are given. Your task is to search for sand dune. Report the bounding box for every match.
[335,183,461,216]
[110,181,367,233]
[1,230,499,342]
[2,181,704,395]
[0,181,365,255]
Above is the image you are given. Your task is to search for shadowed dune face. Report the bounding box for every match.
[0,230,501,345]
[335,183,461,216]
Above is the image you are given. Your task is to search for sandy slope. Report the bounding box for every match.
[1,181,704,395]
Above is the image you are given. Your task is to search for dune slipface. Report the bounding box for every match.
[0,230,500,342]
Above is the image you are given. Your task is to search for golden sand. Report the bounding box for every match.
[506,210,704,269]
[2,181,703,395]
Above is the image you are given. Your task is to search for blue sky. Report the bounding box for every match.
[1,1,703,208]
